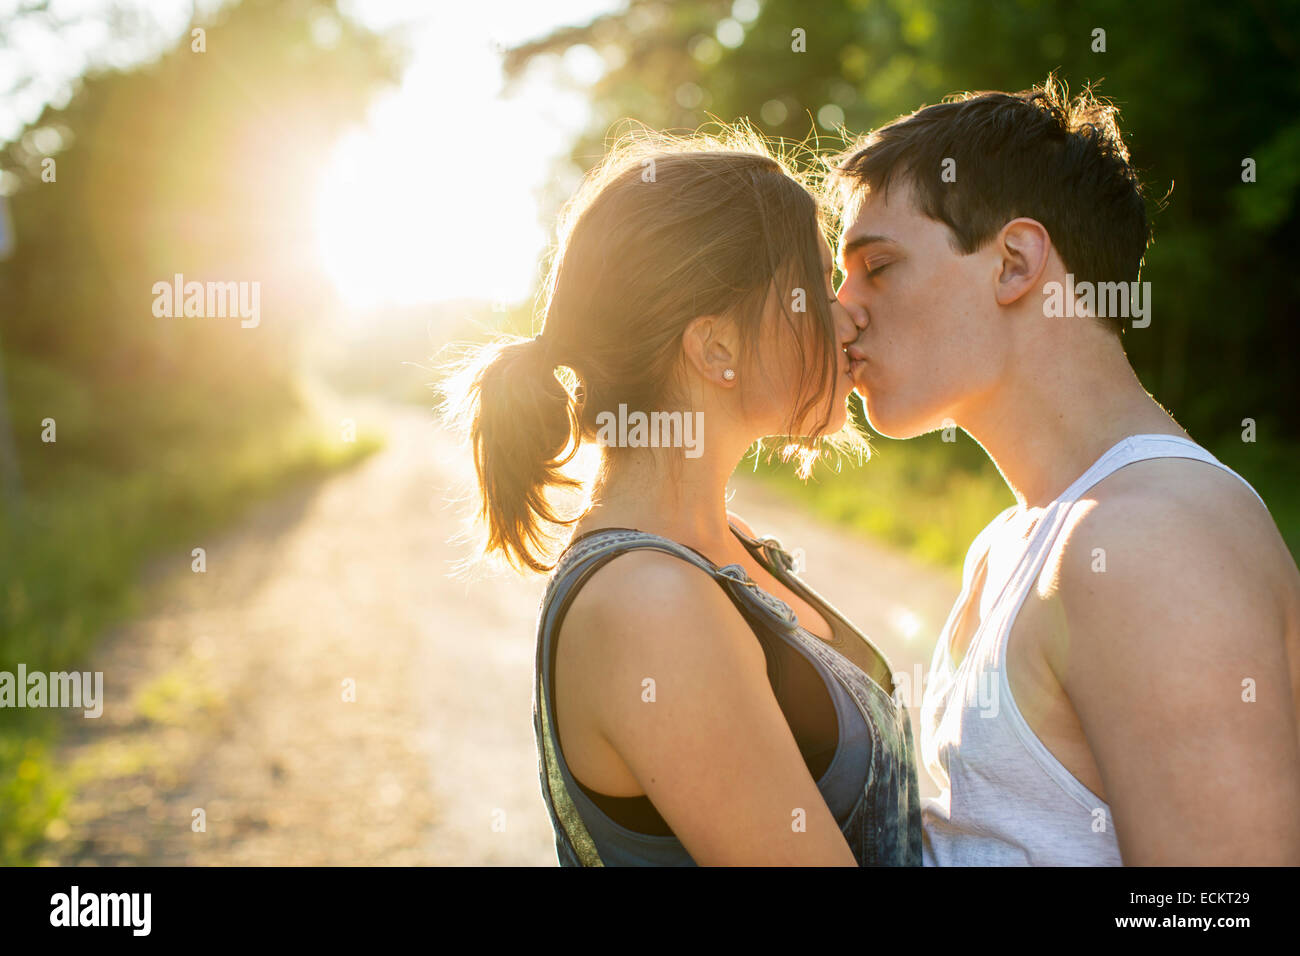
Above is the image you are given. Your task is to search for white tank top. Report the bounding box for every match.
[920,434,1268,866]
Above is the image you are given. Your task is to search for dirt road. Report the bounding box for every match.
[46,402,959,866]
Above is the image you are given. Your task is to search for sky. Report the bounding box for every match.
[0,0,626,308]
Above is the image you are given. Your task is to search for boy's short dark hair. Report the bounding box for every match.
[832,78,1151,334]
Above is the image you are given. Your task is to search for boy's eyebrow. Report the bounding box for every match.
[838,232,895,267]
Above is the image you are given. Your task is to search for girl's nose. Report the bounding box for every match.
[833,299,861,345]
[837,286,870,331]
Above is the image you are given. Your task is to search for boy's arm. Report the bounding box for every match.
[1052,490,1300,865]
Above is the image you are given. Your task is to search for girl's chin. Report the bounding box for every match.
[784,386,853,438]
[834,380,856,415]
[821,401,851,435]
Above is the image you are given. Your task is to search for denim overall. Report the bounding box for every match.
[531,525,923,866]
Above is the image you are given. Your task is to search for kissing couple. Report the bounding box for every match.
[446,79,1300,866]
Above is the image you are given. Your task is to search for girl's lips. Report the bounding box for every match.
[842,342,867,379]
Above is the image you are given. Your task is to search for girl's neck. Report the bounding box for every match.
[577,449,737,551]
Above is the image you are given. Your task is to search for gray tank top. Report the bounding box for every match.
[921,434,1268,865]
[533,523,923,866]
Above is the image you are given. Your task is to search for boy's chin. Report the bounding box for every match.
[857,393,932,441]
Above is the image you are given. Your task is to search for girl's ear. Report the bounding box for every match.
[682,314,741,386]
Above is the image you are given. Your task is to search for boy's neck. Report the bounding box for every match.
[957,335,1188,509]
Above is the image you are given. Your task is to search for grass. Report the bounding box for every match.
[133,666,224,728]
[0,356,382,864]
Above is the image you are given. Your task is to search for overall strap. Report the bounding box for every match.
[543,528,802,642]
[728,521,804,576]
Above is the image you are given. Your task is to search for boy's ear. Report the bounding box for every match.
[994,218,1051,306]
[682,314,741,386]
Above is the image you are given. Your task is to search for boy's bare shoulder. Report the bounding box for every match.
[1040,455,1294,634]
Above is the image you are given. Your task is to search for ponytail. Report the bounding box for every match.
[443,333,582,573]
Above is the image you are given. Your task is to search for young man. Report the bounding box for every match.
[832,82,1300,865]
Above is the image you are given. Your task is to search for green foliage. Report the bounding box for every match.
[0,720,68,866]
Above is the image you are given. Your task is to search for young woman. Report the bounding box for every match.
[445,128,921,866]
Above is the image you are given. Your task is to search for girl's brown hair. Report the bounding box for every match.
[443,124,856,573]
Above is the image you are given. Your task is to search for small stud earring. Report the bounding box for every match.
[722,368,736,381]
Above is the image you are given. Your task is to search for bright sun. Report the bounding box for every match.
[312,127,492,310]
[309,20,593,313]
